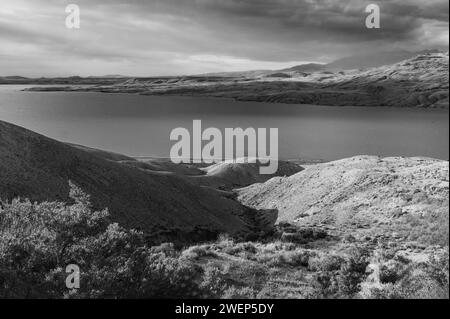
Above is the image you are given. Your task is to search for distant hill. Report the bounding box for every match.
[3,49,446,83]
[20,51,450,108]
[199,70,272,78]
[0,76,127,85]
[199,51,436,78]
[150,52,449,108]
[325,50,440,70]
[0,120,278,242]
[328,51,449,107]
[280,63,327,73]
[279,50,443,73]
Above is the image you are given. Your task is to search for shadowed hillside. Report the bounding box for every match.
[0,120,277,242]
[104,157,303,192]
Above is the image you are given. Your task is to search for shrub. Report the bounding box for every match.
[0,183,209,299]
[310,246,371,298]
[308,254,344,272]
[222,286,257,299]
[199,264,228,298]
[222,242,257,257]
[181,245,216,260]
[403,210,449,246]
[361,250,449,299]
[271,249,312,268]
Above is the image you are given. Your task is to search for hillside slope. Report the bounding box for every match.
[0,120,275,242]
[326,52,449,108]
[238,156,449,241]
[325,50,440,70]
[117,158,303,190]
[196,159,303,189]
[233,52,449,107]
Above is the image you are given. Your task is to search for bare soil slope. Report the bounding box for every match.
[238,156,449,243]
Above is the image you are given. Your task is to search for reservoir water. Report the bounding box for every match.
[0,85,448,161]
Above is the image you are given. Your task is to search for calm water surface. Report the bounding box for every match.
[0,85,448,161]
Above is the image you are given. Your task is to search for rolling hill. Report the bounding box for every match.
[237,155,449,243]
[325,50,441,70]
[0,120,281,242]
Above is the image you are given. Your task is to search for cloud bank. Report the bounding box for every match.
[0,0,448,76]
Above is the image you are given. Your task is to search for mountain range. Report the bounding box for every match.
[21,51,449,108]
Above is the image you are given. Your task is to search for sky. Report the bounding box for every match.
[0,0,448,77]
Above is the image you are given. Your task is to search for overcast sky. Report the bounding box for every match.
[0,0,448,77]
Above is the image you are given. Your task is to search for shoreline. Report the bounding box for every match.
[16,84,450,110]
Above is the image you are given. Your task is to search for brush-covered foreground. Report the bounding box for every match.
[1,184,447,299]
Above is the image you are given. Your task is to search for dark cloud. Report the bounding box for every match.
[0,0,448,76]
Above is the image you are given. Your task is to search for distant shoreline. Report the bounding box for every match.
[4,52,449,109]
[17,84,449,110]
